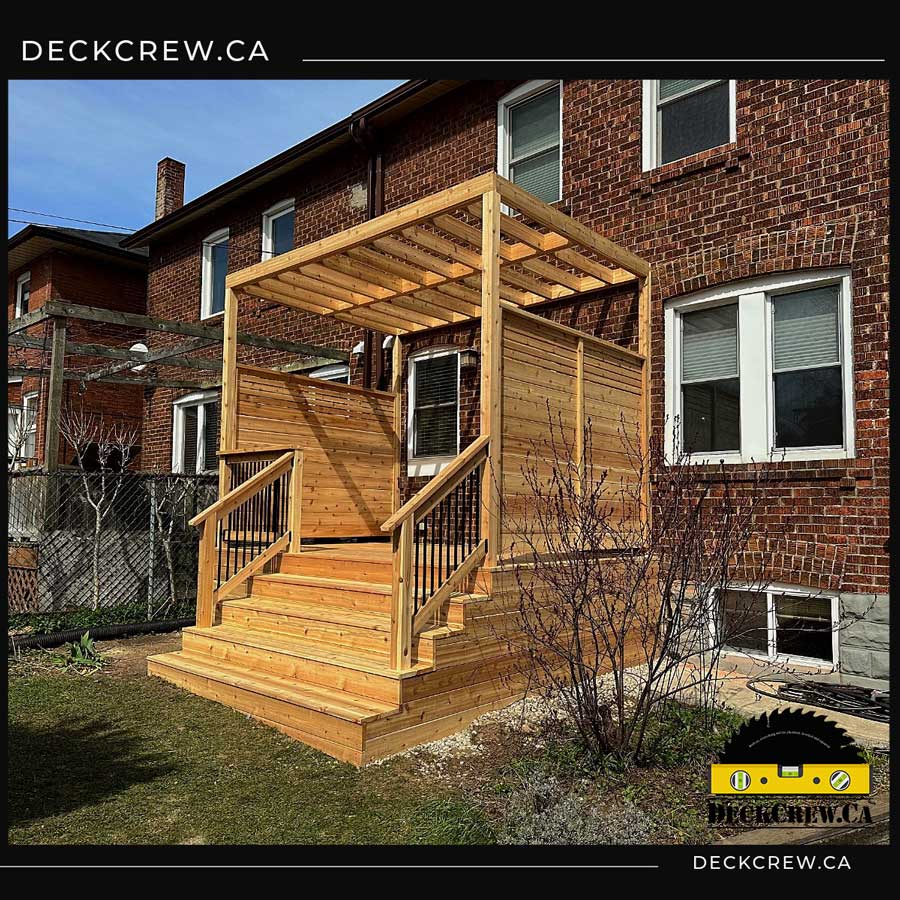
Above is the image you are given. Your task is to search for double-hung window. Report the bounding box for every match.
[408,349,460,476]
[642,79,736,170]
[498,80,562,204]
[172,391,220,474]
[200,228,229,319]
[665,270,854,463]
[262,199,294,259]
[15,272,31,318]
[20,391,38,459]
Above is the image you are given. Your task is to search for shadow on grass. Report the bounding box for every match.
[8,716,176,827]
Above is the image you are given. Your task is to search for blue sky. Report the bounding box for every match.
[8,80,404,237]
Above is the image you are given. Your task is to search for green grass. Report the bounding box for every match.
[8,666,494,845]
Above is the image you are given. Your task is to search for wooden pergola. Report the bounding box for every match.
[222,172,652,572]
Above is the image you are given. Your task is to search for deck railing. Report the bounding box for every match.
[381,434,489,670]
[190,448,303,627]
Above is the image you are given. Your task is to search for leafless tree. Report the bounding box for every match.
[59,407,139,610]
[147,473,196,619]
[500,411,869,764]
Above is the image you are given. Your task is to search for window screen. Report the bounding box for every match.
[721,589,769,654]
[182,406,198,473]
[772,285,843,448]
[658,79,731,165]
[680,304,740,453]
[413,354,458,458]
[774,593,833,662]
[508,86,561,203]
[203,400,220,472]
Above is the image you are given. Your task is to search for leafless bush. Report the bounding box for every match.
[499,411,867,765]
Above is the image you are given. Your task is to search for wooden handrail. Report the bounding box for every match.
[381,434,490,533]
[189,451,293,527]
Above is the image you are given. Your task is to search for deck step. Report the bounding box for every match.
[181,624,427,703]
[252,573,392,613]
[147,649,396,765]
[220,596,391,656]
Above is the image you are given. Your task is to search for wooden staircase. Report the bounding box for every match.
[149,541,523,765]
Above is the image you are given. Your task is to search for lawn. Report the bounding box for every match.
[8,637,493,846]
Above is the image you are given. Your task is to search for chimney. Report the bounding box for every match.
[155,157,185,220]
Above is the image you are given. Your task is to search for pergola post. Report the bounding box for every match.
[218,287,239,496]
[480,186,503,570]
[43,315,67,473]
[637,271,652,523]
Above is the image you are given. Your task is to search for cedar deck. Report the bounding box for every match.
[148,173,651,764]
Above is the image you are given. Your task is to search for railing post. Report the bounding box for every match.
[289,450,303,554]
[195,517,217,628]
[218,286,239,498]
[391,517,414,671]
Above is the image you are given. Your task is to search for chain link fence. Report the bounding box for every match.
[8,470,217,636]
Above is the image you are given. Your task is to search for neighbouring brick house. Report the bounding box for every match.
[8,225,149,468]
[122,78,889,685]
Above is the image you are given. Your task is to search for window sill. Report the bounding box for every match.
[655,459,872,486]
[200,309,225,322]
[631,143,751,196]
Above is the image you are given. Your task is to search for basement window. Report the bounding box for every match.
[720,586,838,666]
[262,199,294,259]
[172,391,220,474]
[498,80,562,204]
[200,228,229,319]
[408,348,460,477]
[642,79,736,170]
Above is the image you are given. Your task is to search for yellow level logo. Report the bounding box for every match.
[709,763,870,795]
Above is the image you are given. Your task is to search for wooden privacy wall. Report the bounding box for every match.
[500,308,644,556]
[233,366,396,538]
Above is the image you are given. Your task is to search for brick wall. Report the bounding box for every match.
[141,79,889,595]
[8,249,147,466]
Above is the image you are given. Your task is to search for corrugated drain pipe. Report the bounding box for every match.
[350,115,385,389]
[8,618,193,654]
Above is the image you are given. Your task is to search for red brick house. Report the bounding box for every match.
[8,225,149,468]
[123,78,888,704]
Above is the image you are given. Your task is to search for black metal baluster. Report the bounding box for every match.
[414,520,421,613]
[429,509,435,601]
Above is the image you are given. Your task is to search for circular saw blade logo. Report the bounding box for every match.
[709,709,870,796]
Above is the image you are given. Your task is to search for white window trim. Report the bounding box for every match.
[309,363,350,384]
[200,228,229,320]
[171,390,220,474]
[407,347,460,478]
[714,582,840,670]
[15,271,31,318]
[21,390,38,457]
[664,269,854,465]
[497,79,563,208]
[261,198,294,259]
[642,79,737,172]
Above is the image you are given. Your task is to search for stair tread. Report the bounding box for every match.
[150,649,397,721]
[255,572,393,593]
[184,624,430,679]
[222,596,391,632]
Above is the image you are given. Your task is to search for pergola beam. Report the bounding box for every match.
[78,337,215,383]
[8,365,207,390]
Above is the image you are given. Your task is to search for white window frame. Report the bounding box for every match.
[15,272,31,318]
[171,390,220,474]
[714,582,840,670]
[664,269,854,464]
[261,198,294,259]
[200,228,229,320]
[497,79,563,207]
[407,347,460,478]
[642,79,737,172]
[21,390,38,458]
[308,363,350,384]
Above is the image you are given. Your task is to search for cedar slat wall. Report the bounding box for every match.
[234,366,396,538]
[500,308,644,556]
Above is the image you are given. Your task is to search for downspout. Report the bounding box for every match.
[350,116,385,389]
